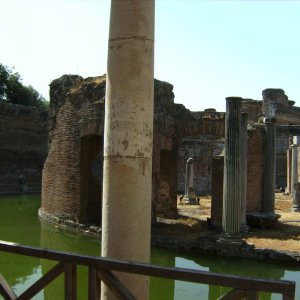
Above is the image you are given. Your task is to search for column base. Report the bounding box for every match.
[216,233,244,257]
[292,204,300,212]
[217,232,242,244]
[181,195,197,205]
[246,212,280,228]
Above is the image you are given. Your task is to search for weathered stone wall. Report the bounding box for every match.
[152,80,179,217]
[211,156,224,226]
[176,111,225,196]
[41,75,105,223]
[177,137,224,195]
[41,75,185,221]
[276,130,289,188]
[241,100,262,122]
[0,103,48,194]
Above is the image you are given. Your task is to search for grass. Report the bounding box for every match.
[244,194,300,252]
[172,193,300,253]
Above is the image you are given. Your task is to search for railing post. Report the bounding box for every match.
[246,290,259,300]
[283,295,295,300]
[65,263,77,300]
[88,266,100,300]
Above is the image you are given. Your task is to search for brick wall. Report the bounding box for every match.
[0,103,48,194]
[177,138,224,195]
[42,75,182,221]
[211,156,224,226]
[247,124,265,211]
[41,75,105,221]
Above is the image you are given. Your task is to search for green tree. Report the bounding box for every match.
[0,64,9,100]
[0,63,48,108]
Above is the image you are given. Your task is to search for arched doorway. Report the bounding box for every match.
[80,134,103,225]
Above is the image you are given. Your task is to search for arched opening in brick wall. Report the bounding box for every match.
[156,150,177,217]
[79,134,103,225]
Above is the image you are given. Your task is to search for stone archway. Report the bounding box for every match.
[80,134,103,225]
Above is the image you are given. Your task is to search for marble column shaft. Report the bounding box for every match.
[286,148,292,195]
[293,182,300,212]
[240,113,248,231]
[101,1,154,299]
[184,158,193,195]
[263,117,276,214]
[221,97,242,239]
[291,137,299,196]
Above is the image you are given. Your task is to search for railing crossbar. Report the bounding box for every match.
[17,262,65,300]
[97,269,136,300]
[0,272,17,300]
[217,288,246,300]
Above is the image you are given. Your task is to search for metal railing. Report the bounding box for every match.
[0,240,296,300]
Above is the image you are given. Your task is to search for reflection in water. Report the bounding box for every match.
[40,221,101,300]
[0,194,299,299]
[150,248,175,300]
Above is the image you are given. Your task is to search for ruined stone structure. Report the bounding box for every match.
[39,74,300,232]
[0,103,48,194]
[40,74,229,222]
[40,75,180,223]
[41,75,105,224]
[211,89,300,229]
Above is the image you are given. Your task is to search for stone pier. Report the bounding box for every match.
[240,113,248,232]
[293,182,300,212]
[182,158,196,204]
[291,136,300,197]
[263,117,276,214]
[286,147,292,195]
[219,97,242,243]
[101,1,154,299]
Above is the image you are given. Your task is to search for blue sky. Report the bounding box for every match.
[1,0,299,111]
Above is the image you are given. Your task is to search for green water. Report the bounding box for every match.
[0,194,299,299]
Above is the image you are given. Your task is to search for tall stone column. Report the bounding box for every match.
[291,136,300,197]
[182,158,196,204]
[101,1,154,300]
[286,147,292,195]
[219,97,242,242]
[263,117,276,214]
[293,182,300,212]
[240,113,248,232]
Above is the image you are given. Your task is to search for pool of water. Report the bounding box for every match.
[0,194,299,299]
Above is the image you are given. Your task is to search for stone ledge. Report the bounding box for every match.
[151,234,300,266]
[38,208,101,236]
[39,210,300,266]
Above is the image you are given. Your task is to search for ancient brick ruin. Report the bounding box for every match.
[1,74,299,228]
